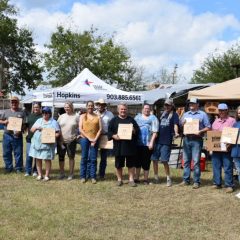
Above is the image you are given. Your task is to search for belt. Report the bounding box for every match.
[185,135,202,140]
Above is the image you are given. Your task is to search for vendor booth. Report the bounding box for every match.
[31,68,143,106]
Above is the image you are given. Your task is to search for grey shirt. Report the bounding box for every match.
[1,109,26,135]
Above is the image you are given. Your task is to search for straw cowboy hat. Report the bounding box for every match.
[95,98,107,105]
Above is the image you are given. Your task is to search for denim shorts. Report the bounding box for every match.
[151,144,171,162]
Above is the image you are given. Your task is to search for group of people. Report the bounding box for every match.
[1,96,240,192]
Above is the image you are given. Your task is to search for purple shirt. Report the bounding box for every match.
[212,117,236,131]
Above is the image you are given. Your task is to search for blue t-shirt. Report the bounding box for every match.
[157,111,179,145]
[134,114,159,146]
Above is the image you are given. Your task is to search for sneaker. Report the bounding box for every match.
[116,181,123,187]
[193,183,200,189]
[67,175,74,180]
[91,179,97,184]
[179,181,190,186]
[43,176,50,181]
[153,177,160,184]
[80,178,86,183]
[36,175,43,181]
[143,180,149,185]
[134,179,141,184]
[32,172,38,177]
[24,173,30,177]
[212,184,222,189]
[99,176,105,181]
[225,187,234,193]
[16,170,22,174]
[129,181,137,187]
[58,173,65,180]
[167,178,172,187]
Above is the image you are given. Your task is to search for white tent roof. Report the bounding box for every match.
[32,68,143,105]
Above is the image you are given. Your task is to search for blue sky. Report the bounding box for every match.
[11,0,240,81]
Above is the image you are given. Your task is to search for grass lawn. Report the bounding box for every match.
[0,130,240,240]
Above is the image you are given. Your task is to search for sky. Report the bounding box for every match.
[10,0,240,82]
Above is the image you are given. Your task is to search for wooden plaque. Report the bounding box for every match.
[7,117,22,131]
[117,123,133,140]
[206,131,226,152]
[99,135,113,149]
[41,128,56,144]
[183,119,199,135]
[221,127,238,144]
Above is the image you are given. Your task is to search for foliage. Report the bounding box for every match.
[191,44,240,83]
[0,0,43,95]
[44,26,145,90]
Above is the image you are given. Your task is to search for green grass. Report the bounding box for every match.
[0,131,240,240]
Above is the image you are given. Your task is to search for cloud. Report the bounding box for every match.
[13,0,240,81]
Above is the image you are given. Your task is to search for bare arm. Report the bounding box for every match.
[79,114,88,139]
[148,132,157,150]
[93,117,102,142]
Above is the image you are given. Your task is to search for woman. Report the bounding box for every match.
[25,102,42,177]
[57,102,79,180]
[29,107,60,181]
[79,101,102,184]
[231,106,240,185]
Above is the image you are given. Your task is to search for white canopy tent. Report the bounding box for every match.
[32,68,143,106]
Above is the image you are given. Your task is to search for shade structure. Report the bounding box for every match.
[188,78,240,100]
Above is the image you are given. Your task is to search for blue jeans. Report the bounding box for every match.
[98,149,108,178]
[2,133,23,171]
[183,137,203,184]
[233,157,240,184]
[212,152,233,187]
[25,142,37,174]
[80,138,98,179]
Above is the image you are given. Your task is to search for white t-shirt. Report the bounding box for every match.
[57,113,79,143]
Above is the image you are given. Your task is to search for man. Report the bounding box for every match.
[211,103,235,193]
[25,102,42,177]
[151,99,179,186]
[181,98,211,189]
[134,104,158,184]
[0,96,26,173]
[95,98,114,179]
[108,103,139,187]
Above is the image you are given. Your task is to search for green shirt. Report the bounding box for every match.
[26,113,42,142]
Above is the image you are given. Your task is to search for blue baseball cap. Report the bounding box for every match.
[42,106,52,113]
[218,103,228,110]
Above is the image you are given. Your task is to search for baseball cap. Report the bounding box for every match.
[218,103,228,110]
[189,98,199,104]
[42,106,52,113]
[164,99,174,106]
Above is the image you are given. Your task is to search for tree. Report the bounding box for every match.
[44,26,145,90]
[0,0,43,95]
[191,44,240,84]
[146,66,180,89]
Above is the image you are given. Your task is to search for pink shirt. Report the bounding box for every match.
[212,117,236,131]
